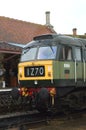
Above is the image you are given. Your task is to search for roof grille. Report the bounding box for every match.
[33,34,55,40]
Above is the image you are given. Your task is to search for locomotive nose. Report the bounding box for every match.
[36,88,49,111]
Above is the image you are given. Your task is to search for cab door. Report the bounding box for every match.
[59,45,74,86]
[74,46,83,84]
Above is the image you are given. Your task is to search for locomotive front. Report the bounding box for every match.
[18,34,58,111]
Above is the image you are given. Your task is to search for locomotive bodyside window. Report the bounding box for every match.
[75,47,81,61]
[59,45,72,61]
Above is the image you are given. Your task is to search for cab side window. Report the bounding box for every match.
[84,50,86,61]
[75,47,81,61]
[60,45,72,61]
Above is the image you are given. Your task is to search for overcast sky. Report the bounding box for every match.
[0,0,86,35]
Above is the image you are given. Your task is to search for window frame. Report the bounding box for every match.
[74,46,82,62]
[59,44,73,61]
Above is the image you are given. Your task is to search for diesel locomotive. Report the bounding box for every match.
[18,34,86,112]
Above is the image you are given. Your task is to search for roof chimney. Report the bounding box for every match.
[45,11,57,33]
[46,11,50,25]
[45,11,53,28]
[72,28,77,36]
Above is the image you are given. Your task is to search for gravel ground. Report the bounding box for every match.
[29,115,86,130]
[7,114,86,130]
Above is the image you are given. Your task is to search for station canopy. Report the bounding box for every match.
[0,42,24,62]
[0,42,24,54]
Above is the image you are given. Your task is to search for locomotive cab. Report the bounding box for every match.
[18,34,58,111]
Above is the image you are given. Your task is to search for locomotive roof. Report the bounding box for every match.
[24,34,86,48]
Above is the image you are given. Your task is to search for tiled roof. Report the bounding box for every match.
[0,16,56,44]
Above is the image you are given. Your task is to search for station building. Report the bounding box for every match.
[0,12,56,88]
[0,12,86,88]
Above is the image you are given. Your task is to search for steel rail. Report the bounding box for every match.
[0,110,49,129]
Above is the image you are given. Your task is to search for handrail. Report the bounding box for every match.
[83,59,85,82]
[74,59,77,82]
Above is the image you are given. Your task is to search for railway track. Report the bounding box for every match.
[0,89,86,129]
[0,110,50,129]
[0,89,50,129]
[0,108,86,130]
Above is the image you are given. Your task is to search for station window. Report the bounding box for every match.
[60,45,72,61]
